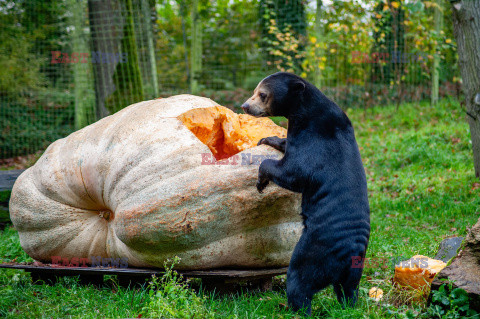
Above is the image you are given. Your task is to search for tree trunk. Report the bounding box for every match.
[190,0,202,94]
[451,0,480,178]
[104,0,145,113]
[314,0,323,89]
[70,0,96,129]
[139,0,159,98]
[431,217,480,311]
[88,0,125,118]
[179,1,190,85]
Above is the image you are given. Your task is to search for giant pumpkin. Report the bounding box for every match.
[9,95,302,269]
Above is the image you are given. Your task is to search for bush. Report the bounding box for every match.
[428,283,478,318]
[0,92,74,158]
[142,257,214,319]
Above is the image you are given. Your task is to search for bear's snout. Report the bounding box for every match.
[241,103,250,114]
[241,101,269,117]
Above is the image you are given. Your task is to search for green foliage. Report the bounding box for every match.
[304,0,375,83]
[0,190,11,223]
[0,0,76,157]
[0,93,74,158]
[1,0,462,158]
[0,191,11,204]
[259,0,307,74]
[201,0,259,90]
[0,3,44,96]
[155,0,191,92]
[301,0,458,107]
[17,0,70,87]
[198,88,251,109]
[371,0,406,84]
[143,256,215,318]
[428,283,478,318]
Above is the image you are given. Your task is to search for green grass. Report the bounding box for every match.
[1,98,480,318]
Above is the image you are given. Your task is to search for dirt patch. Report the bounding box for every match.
[0,151,42,170]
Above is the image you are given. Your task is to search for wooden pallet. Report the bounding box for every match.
[0,262,288,292]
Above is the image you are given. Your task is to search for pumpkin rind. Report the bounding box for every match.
[9,95,302,269]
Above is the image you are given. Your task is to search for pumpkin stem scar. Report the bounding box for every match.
[79,160,112,220]
[99,210,114,221]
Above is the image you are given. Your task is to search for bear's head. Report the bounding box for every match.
[241,72,306,118]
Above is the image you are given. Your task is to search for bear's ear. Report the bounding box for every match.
[291,80,305,93]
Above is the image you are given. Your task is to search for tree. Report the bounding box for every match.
[20,0,68,87]
[190,0,202,94]
[0,1,44,96]
[155,0,190,92]
[451,0,480,178]
[259,0,307,73]
[201,0,258,90]
[431,0,443,106]
[88,0,124,118]
[104,0,144,113]
[138,0,159,98]
[371,0,406,86]
[313,0,324,88]
[69,0,96,129]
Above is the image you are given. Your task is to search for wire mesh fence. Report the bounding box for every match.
[0,0,460,159]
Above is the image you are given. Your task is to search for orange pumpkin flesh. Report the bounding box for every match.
[393,255,446,289]
[178,105,287,160]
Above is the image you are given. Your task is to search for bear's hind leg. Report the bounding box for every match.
[287,234,331,315]
[287,283,313,315]
[333,267,363,308]
[287,262,332,315]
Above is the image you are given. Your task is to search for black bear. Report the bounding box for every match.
[241,72,370,315]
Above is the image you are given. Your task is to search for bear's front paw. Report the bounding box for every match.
[257,136,286,153]
[257,137,268,146]
[256,177,269,193]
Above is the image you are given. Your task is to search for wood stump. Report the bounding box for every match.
[431,217,480,311]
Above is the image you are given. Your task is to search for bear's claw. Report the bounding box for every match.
[256,178,269,193]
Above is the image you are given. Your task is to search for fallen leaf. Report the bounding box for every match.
[369,287,384,301]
